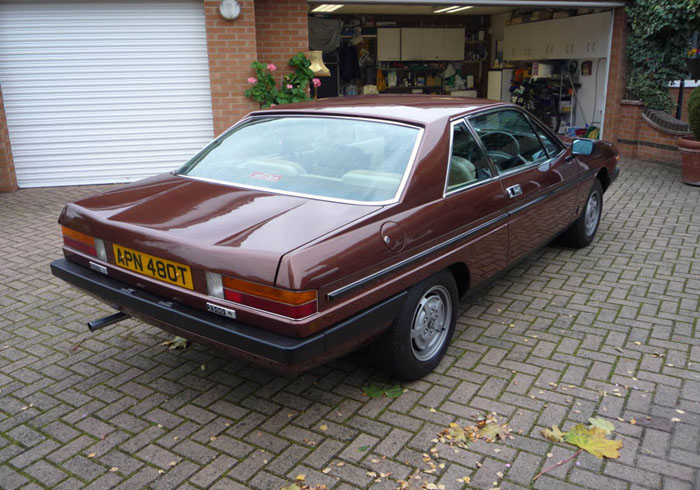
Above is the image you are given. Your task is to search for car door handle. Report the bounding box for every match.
[506,184,523,198]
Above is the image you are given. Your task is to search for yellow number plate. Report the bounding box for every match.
[113,244,193,290]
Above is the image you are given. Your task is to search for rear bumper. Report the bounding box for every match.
[50,258,405,370]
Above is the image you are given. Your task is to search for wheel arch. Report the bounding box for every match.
[447,262,469,299]
[596,167,610,192]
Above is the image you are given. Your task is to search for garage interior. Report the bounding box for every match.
[308,2,613,137]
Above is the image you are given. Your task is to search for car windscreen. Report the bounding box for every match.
[177,116,421,204]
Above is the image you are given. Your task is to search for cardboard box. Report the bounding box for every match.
[530,11,553,21]
[531,62,553,78]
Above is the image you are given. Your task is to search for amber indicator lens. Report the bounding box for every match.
[61,226,96,257]
[221,276,317,319]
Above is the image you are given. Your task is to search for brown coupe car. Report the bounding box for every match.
[51,95,619,379]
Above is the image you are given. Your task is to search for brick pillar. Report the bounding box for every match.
[0,85,18,192]
[254,0,309,84]
[204,0,259,136]
[602,7,628,143]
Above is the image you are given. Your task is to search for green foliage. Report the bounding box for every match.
[688,86,700,140]
[361,384,403,398]
[625,0,700,112]
[244,52,315,108]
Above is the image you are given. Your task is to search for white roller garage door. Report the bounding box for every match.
[0,0,214,188]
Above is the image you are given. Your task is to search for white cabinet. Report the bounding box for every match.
[504,12,611,61]
[400,28,423,61]
[394,27,466,61]
[377,28,401,61]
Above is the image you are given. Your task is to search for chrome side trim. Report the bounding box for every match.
[508,167,596,217]
[328,168,597,301]
[327,212,509,300]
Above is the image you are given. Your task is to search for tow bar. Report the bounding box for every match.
[87,311,130,332]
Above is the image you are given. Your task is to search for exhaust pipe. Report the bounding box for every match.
[87,311,130,332]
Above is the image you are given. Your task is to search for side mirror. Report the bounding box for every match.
[571,138,595,156]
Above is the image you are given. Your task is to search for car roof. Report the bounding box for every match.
[249,95,510,126]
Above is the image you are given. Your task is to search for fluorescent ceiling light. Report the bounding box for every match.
[433,5,473,13]
[433,5,459,13]
[447,5,473,12]
[312,4,344,12]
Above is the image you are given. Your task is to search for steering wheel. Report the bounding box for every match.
[480,131,521,157]
[481,131,522,170]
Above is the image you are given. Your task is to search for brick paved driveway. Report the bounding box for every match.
[1,160,699,490]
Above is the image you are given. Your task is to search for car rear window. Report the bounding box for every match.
[178,116,421,204]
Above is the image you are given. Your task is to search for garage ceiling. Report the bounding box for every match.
[310,4,510,15]
[308,0,625,14]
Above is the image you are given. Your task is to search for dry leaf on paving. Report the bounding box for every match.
[588,417,615,435]
[160,336,189,350]
[564,424,623,459]
[542,425,566,443]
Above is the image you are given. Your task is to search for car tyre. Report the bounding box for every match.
[374,271,458,380]
[562,178,603,248]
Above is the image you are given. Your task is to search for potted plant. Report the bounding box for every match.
[679,85,700,185]
[244,53,319,108]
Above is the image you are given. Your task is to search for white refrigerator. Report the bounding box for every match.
[487,69,514,102]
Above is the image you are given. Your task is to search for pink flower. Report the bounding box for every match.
[267,63,277,71]
[287,84,293,89]
[247,77,257,84]
[312,78,322,88]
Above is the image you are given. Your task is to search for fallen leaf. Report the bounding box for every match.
[384,385,403,398]
[367,471,377,478]
[542,425,566,443]
[588,417,615,435]
[158,469,165,474]
[169,461,177,466]
[671,417,681,423]
[319,425,328,431]
[295,474,306,481]
[109,467,118,472]
[280,485,303,490]
[322,467,331,474]
[362,385,384,398]
[564,424,623,459]
[160,336,189,350]
[676,409,685,414]
[87,453,96,458]
[357,445,370,452]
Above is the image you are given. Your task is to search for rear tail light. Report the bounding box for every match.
[206,272,317,319]
[61,226,107,261]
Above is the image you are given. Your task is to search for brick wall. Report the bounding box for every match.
[615,100,687,164]
[254,0,309,82]
[204,0,259,136]
[602,7,627,143]
[0,85,18,192]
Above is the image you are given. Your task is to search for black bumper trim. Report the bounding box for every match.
[50,258,406,366]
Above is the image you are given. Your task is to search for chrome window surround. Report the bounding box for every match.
[465,106,566,179]
[175,114,425,207]
[443,118,499,197]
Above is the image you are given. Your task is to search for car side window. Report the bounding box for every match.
[447,121,493,192]
[533,123,564,157]
[469,109,548,173]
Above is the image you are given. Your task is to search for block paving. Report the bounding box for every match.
[0,159,699,489]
